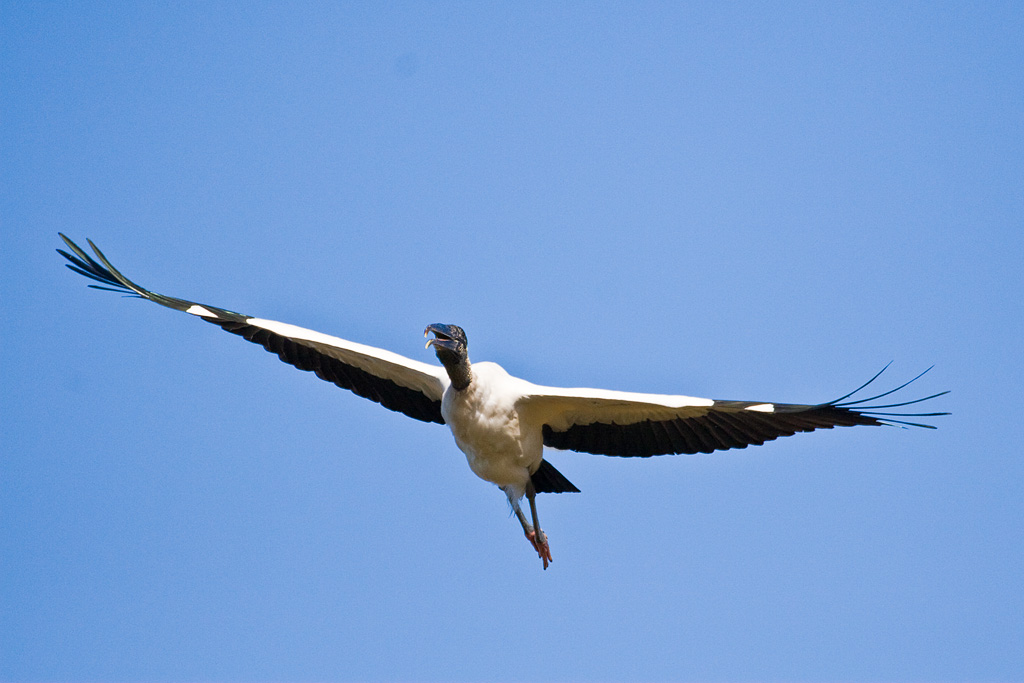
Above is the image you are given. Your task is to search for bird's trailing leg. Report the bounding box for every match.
[505,484,552,570]
[525,481,552,569]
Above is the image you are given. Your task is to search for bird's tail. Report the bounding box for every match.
[531,459,580,494]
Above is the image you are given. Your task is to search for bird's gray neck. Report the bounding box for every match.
[443,358,473,391]
[435,350,473,391]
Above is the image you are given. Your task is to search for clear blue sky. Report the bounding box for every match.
[3,3,1021,681]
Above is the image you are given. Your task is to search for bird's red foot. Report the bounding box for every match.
[526,529,552,570]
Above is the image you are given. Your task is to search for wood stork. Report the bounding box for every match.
[58,235,948,569]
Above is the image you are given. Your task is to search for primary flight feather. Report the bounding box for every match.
[58,235,949,569]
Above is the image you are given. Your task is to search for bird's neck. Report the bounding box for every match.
[438,354,473,391]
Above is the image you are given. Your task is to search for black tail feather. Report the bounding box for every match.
[531,459,580,494]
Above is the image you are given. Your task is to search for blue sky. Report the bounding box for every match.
[2,3,1021,681]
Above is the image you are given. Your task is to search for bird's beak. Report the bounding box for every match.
[424,323,459,351]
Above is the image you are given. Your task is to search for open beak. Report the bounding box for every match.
[424,323,459,351]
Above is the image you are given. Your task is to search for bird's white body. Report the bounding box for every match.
[442,362,541,497]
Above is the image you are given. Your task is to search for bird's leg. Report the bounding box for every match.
[525,481,552,569]
[506,489,535,540]
[510,498,532,536]
[504,486,551,570]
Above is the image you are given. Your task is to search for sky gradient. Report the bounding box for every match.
[3,3,1022,681]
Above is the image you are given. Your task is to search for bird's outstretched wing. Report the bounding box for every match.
[57,234,449,424]
[519,366,948,457]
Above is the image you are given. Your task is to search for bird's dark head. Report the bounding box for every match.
[424,323,468,359]
[425,323,472,388]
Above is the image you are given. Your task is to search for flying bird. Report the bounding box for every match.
[58,235,949,569]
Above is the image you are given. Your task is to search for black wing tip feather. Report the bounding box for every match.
[58,233,157,300]
[825,364,950,429]
[57,235,138,297]
[57,234,246,321]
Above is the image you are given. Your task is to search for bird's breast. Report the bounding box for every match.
[440,362,542,489]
